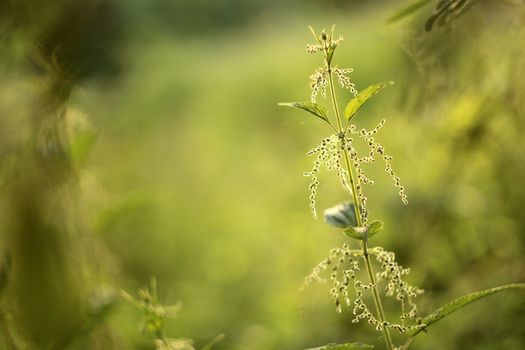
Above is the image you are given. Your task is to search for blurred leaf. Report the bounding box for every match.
[343,82,393,121]
[343,220,384,242]
[306,342,374,350]
[425,0,480,31]
[387,0,433,23]
[278,101,331,126]
[413,283,525,334]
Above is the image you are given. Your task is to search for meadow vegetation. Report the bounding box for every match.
[0,1,524,349]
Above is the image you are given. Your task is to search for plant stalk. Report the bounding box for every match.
[326,65,395,350]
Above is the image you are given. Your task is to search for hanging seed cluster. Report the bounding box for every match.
[309,68,328,102]
[372,247,424,332]
[333,67,358,97]
[303,120,407,221]
[347,120,408,206]
[301,244,361,307]
[302,245,425,334]
[304,135,351,218]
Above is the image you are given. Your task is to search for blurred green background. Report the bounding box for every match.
[1,0,524,349]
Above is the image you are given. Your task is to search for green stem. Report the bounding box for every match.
[401,335,415,350]
[341,147,362,224]
[346,148,395,350]
[327,67,343,132]
[326,61,395,350]
[362,241,395,349]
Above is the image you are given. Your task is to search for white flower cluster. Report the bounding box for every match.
[334,67,358,97]
[302,244,425,333]
[309,68,328,102]
[372,247,424,332]
[304,135,352,218]
[342,120,408,225]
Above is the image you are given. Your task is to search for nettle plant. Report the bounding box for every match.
[122,278,224,350]
[280,26,524,350]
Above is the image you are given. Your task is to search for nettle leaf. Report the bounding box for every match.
[344,82,394,121]
[306,342,374,350]
[343,226,367,240]
[412,283,525,335]
[279,102,330,125]
[343,220,384,242]
[367,221,384,239]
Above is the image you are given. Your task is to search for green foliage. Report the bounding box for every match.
[343,82,393,122]
[416,283,525,334]
[278,102,331,126]
[122,278,224,350]
[286,27,415,350]
[1,2,525,350]
[425,0,480,31]
[286,23,524,350]
[401,284,525,349]
[343,220,383,242]
[122,278,183,341]
[387,0,433,23]
[387,0,483,30]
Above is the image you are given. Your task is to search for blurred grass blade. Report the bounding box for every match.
[414,283,525,334]
[278,101,331,125]
[306,342,374,350]
[343,82,393,122]
[425,0,480,31]
[387,0,433,23]
[201,334,226,350]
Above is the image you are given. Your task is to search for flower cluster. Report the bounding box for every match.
[305,26,343,57]
[334,67,358,97]
[302,245,424,333]
[372,247,424,332]
[309,68,328,102]
[122,279,191,350]
[303,135,351,218]
[347,120,408,205]
[304,121,407,222]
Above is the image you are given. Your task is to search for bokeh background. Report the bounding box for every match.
[1,0,524,349]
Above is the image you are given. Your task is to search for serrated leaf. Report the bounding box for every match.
[343,82,394,121]
[412,283,525,335]
[306,342,374,350]
[366,220,384,239]
[343,226,367,240]
[387,0,433,23]
[343,220,384,242]
[278,102,331,125]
